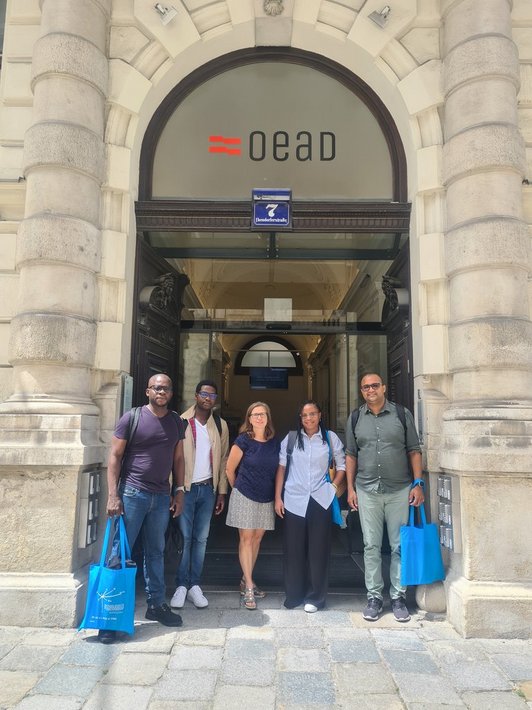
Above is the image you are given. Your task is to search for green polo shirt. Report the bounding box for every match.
[345,400,421,492]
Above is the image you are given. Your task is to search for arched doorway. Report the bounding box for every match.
[133,47,411,588]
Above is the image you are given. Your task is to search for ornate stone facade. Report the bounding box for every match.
[0,0,530,636]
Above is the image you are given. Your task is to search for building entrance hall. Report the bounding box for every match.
[133,227,412,589]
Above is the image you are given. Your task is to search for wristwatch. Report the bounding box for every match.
[172,485,185,495]
[411,479,425,489]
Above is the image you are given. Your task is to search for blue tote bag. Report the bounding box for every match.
[79,516,136,635]
[400,503,445,586]
[324,430,343,527]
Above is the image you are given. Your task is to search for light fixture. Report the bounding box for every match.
[368,5,391,28]
[154,3,178,25]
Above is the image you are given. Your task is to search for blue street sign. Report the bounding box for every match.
[252,188,291,228]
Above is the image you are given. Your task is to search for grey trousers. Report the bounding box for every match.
[356,484,410,600]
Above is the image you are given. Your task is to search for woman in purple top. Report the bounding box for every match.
[226,402,280,610]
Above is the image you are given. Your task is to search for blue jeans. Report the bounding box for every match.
[356,485,411,601]
[119,484,170,607]
[175,484,216,588]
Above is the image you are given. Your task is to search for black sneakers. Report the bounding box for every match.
[391,596,411,622]
[363,597,383,621]
[145,602,183,627]
[97,629,117,644]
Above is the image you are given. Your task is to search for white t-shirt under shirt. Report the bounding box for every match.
[192,418,212,483]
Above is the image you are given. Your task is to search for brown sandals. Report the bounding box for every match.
[239,578,266,599]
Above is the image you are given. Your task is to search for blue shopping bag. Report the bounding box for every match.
[324,471,344,527]
[79,516,136,634]
[400,504,445,586]
[324,431,344,527]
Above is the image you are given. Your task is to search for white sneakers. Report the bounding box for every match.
[170,585,187,608]
[188,585,209,608]
[171,585,209,609]
[304,603,318,613]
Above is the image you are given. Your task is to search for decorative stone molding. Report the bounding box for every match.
[263,1,284,16]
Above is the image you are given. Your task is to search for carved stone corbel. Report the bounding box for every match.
[139,273,176,312]
[263,0,284,16]
[381,275,409,329]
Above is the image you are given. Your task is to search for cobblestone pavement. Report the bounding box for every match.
[1,592,531,709]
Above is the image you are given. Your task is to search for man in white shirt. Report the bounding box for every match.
[170,380,229,608]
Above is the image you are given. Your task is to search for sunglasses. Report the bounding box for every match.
[197,391,217,400]
[361,383,382,391]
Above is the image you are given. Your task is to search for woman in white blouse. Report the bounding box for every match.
[274,400,345,612]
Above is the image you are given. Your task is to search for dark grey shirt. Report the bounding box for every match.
[345,400,421,492]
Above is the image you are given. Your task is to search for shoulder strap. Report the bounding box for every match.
[281,430,298,498]
[127,406,141,446]
[324,429,333,468]
[286,430,297,461]
[120,406,141,476]
[170,410,185,438]
[213,413,222,436]
[351,406,362,441]
[395,403,407,447]
[284,430,298,480]
[182,414,222,436]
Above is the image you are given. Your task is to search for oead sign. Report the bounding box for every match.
[152,62,394,200]
[209,132,335,162]
[252,188,291,228]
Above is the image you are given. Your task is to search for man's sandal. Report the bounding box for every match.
[240,578,266,599]
[242,588,256,610]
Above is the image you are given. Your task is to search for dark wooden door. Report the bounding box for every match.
[382,242,413,412]
[131,238,189,406]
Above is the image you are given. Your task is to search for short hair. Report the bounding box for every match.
[147,373,173,388]
[359,372,383,386]
[195,379,218,394]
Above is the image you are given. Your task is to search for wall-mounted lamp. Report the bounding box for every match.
[154,3,178,25]
[368,5,391,28]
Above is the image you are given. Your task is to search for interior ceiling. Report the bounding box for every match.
[169,257,388,312]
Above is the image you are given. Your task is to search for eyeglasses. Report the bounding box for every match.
[301,412,320,419]
[197,391,217,400]
[149,385,172,393]
[361,383,382,391]
[250,412,267,418]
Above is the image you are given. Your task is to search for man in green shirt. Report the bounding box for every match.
[346,373,424,622]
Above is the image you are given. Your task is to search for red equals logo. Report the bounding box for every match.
[209,135,241,156]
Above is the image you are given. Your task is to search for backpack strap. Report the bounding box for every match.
[350,406,363,453]
[125,406,141,449]
[169,410,185,439]
[324,429,333,469]
[285,430,298,472]
[120,406,141,478]
[282,430,298,498]
[212,413,222,436]
[395,403,407,448]
[182,413,222,436]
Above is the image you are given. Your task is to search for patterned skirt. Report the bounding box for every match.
[226,487,275,530]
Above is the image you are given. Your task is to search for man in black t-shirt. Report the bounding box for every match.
[100,373,185,643]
